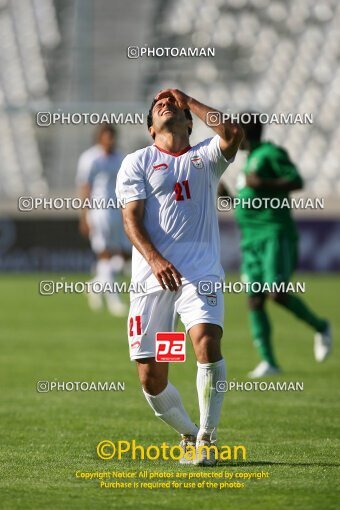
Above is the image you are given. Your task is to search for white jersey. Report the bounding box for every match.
[76,145,104,187]
[86,152,124,202]
[116,135,234,295]
[76,145,128,253]
[76,145,124,202]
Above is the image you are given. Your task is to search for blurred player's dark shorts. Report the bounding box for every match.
[240,232,298,294]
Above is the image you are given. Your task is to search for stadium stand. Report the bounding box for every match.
[144,0,340,199]
[0,0,60,198]
[0,0,339,206]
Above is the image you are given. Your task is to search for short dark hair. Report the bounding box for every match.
[95,122,116,142]
[240,112,263,142]
[147,98,193,137]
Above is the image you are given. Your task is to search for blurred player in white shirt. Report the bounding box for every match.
[76,124,130,316]
[116,89,243,464]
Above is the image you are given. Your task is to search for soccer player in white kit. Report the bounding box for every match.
[76,124,129,316]
[116,89,243,465]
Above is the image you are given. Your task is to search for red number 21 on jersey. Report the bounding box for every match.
[174,180,191,201]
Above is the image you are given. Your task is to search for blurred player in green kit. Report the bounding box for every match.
[234,114,332,378]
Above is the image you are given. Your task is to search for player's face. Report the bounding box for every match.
[99,131,115,152]
[150,95,190,136]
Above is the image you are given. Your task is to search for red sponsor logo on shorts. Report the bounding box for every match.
[130,340,141,349]
[155,332,186,362]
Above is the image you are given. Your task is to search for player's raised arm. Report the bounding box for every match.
[154,89,244,160]
[121,200,182,292]
[246,173,303,192]
[245,148,304,192]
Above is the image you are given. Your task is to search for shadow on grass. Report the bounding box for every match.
[218,461,340,468]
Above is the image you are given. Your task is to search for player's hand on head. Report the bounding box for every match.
[149,254,182,291]
[155,89,190,110]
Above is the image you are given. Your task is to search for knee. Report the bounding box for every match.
[269,291,287,304]
[137,362,167,395]
[195,334,221,363]
[249,295,265,310]
[140,372,166,395]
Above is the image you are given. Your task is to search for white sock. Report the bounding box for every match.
[96,259,113,284]
[143,382,198,436]
[96,259,123,305]
[196,358,226,441]
[110,255,124,273]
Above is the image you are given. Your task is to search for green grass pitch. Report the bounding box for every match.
[0,273,339,510]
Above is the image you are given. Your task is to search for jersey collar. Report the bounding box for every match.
[153,144,191,157]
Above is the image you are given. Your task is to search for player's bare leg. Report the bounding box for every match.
[136,357,168,395]
[137,358,197,464]
[189,323,226,465]
[136,358,198,449]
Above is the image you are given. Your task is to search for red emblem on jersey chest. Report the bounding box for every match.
[153,163,169,171]
[190,155,204,169]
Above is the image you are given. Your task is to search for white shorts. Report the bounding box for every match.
[88,210,130,254]
[127,277,224,360]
